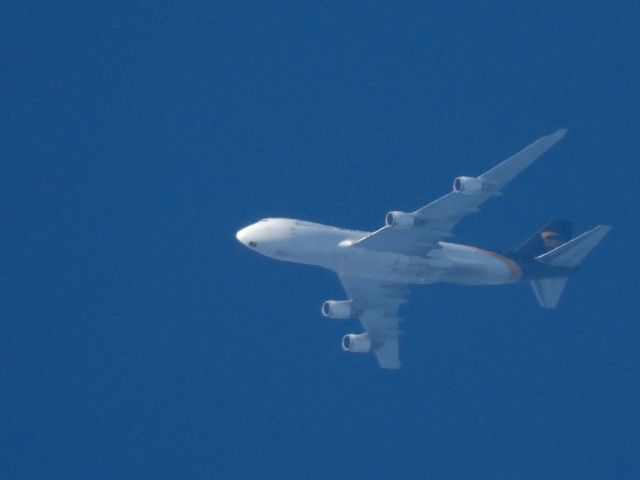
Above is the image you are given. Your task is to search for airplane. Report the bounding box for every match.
[235,129,611,369]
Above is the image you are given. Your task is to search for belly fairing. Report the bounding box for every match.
[327,242,521,286]
[330,247,441,284]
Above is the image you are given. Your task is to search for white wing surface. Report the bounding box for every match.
[353,129,567,256]
[338,274,409,369]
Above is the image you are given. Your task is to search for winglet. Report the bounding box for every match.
[478,128,568,186]
[550,128,568,140]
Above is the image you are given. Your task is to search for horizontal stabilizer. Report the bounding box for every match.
[530,276,569,309]
[529,225,610,309]
[535,225,612,269]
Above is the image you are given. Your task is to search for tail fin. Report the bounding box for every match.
[514,220,573,258]
[534,225,612,269]
[529,225,612,309]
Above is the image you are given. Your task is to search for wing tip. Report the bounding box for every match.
[550,128,568,140]
[381,362,401,370]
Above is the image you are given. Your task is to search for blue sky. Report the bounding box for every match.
[3,2,639,479]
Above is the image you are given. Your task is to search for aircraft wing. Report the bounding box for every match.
[338,274,409,369]
[353,129,567,256]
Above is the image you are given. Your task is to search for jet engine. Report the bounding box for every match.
[321,300,352,319]
[385,211,415,228]
[342,333,371,352]
[452,176,485,194]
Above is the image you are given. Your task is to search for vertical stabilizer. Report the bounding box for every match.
[529,225,611,309]
[514,220,573,258]
[534,225,612,269]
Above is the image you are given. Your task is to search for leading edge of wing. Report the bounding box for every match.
[351,129,568,255]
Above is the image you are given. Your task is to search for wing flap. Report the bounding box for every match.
[373,337,401,369]
[338,274,408,369]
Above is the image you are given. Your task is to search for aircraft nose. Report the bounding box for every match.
[236,227,247,244]
[235,225,258,248]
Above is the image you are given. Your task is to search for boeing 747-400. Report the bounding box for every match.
[236,129,610,369]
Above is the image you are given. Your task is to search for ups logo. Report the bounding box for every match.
[541,231,563,249]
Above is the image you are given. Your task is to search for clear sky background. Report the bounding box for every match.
[3,2,639,479]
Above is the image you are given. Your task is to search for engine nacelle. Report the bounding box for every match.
[321,300,352,319]
[385,211,415,228]
[453,176,484,194]
[342,333,372,353]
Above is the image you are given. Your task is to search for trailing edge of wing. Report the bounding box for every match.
[337,274,408,369]
[352,129,568,256]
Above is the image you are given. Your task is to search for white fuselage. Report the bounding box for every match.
[236,218,522,286]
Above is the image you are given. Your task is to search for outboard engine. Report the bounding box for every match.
[452,176,485,194]
[342,333,371,353]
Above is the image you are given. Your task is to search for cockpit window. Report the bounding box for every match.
[248,241,257,248]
